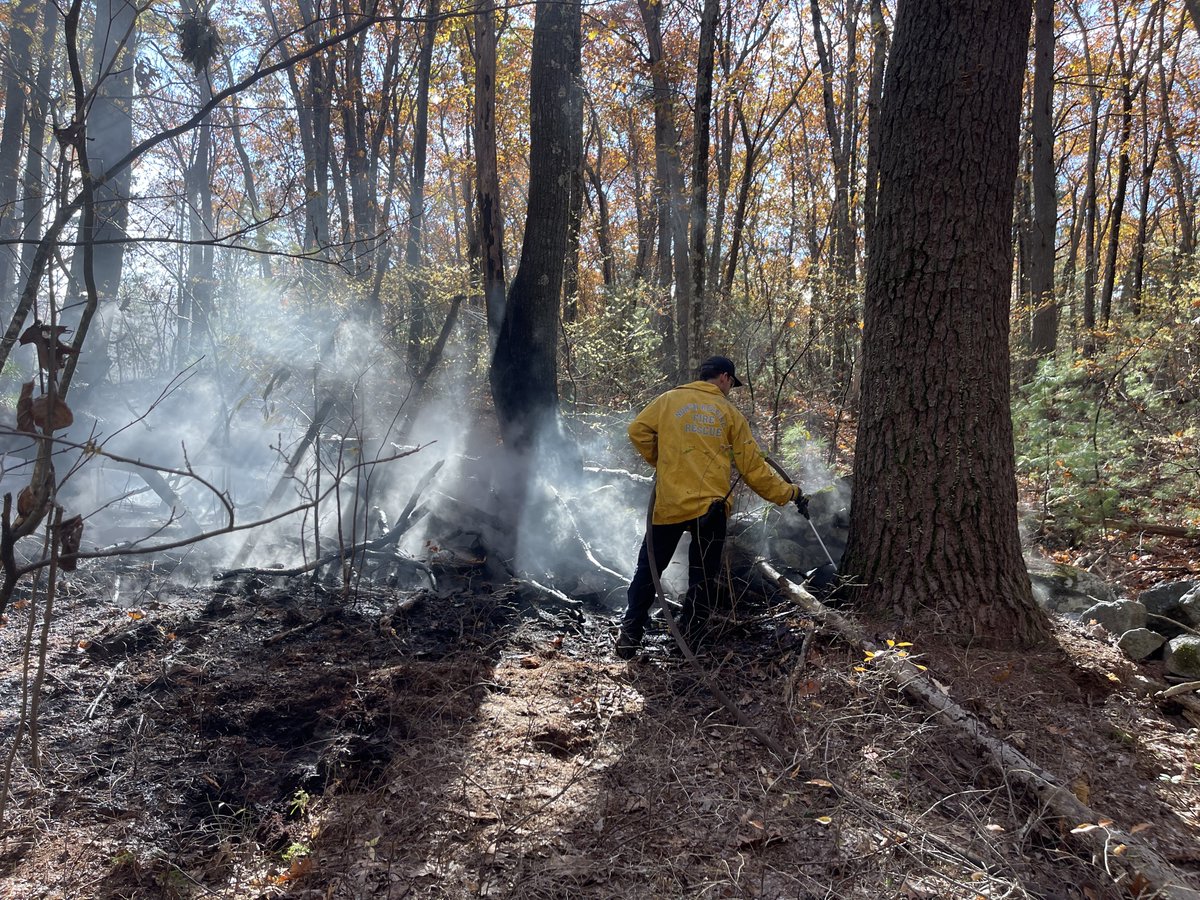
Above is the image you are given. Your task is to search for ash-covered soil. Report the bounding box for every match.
[1,558,1197,899]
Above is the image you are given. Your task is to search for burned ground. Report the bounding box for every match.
[0,555,1198,899]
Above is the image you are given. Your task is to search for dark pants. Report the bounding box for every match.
[622,506,727,643]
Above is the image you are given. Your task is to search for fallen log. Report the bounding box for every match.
[756,559,1200,899]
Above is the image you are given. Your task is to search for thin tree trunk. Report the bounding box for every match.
[1029,0,1058,357]
[0,0,41,319]
[475,0,506,346]
[862,0,888,254]
[687,0,719,361]
[406,0,441,366]
[638,0,692,380]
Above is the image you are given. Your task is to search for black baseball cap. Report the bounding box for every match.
[698,355,743,387]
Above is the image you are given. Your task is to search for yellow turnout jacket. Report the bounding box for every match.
[628,380,799,525]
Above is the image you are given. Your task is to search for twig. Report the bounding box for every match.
[86,661,127,721]
[263,610,336,646]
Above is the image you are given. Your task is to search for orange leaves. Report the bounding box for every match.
[17,381,74,433]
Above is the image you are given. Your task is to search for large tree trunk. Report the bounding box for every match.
[1029,0,1058,357]
[841,0,1051,647]
[489,0,581,449]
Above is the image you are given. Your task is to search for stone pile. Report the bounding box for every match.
[1030,560,1200,679]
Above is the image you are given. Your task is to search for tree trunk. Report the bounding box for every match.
[584,162,615,288]
[406,0,441,366]
[687,0,719,361]
[180,68,215,366]
[1099,56,1138,326]
[638,0,692,380]
[0,0,40,319]
[1157,17,1192,263]
[489,0,581,449]
[1072,0,1108,351]
[474,0,507,346]
[1029,0,1058,357]
[862,0,888,256]
[841,0,1050,647]
[810,0,860,382]
[63,0,138,389]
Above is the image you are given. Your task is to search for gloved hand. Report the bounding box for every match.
[793,491,810,519]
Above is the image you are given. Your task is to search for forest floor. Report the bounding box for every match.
[0,540,1198,900]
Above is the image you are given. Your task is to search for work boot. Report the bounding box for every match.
[615,626,641,660]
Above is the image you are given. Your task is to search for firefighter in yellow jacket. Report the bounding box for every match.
[617,356,808,659]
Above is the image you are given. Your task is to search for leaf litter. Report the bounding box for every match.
[0,557,1196,898]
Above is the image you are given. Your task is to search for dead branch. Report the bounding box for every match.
[757,559,1200,899]
[216,457,445,581]
[85,660,127,721]
[581,465,654,485]
[214,505,430,582]
[1080,517,1200,541]
[230,395,336,567]
[263,609,336,646]
[548,485,627,586]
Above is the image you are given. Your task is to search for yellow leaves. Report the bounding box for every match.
[814,815,832,825]
[128,610,145,621]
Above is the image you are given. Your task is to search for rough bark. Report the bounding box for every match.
[489,0,581,448]
[841,0,1051,647]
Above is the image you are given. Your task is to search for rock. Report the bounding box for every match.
[1137,580,1198,618]
[1179,587,1200,628]
[1117,628,1166,660]
[769,538,811,571]
[1081,599,1147,635]
[1027,558,1119,617]
[1163,635,1200,679]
